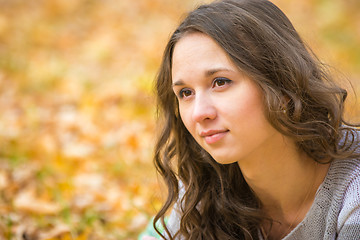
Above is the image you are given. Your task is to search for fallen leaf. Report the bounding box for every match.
[14,187,61,215]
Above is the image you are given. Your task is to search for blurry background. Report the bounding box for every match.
[0,0,359,239]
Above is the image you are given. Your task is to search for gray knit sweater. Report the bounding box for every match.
[167,158,360,239]
[282,158,360,240]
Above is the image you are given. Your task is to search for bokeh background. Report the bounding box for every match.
[0,0,359,239]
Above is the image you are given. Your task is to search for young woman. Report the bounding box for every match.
[142,0,360,239]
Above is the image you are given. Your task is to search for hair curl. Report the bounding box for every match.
[153,0,360,239]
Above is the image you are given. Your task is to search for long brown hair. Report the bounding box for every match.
[153,0,359,239]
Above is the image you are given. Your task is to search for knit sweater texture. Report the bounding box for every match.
[166,158,360,239]
[282,158,360,239]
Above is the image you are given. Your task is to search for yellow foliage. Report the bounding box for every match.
[0,0,358,239]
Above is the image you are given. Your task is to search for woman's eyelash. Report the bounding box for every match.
[212,77,232,87]
[179,88,192,98]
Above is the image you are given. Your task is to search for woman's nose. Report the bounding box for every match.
[192,94,217,123]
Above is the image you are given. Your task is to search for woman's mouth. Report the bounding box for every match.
[200,130,229,144]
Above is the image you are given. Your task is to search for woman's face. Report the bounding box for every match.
[171,32,280,165]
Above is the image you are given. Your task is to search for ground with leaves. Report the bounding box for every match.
[0,0,359,239]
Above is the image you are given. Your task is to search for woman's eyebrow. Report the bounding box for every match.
[172,80,185,87]
[205,68,232,77]
[172,68,233,87]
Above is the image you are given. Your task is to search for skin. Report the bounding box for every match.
[172,32,277,166]
[171,32,330,239]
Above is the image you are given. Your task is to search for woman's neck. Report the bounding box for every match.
[237,134,330,238]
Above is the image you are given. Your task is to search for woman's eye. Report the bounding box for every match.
[213,78,231,88]
[179,89,193,98]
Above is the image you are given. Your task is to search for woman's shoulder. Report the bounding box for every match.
[285,158,360,239]
[312,157,360,219]
[165,181,186,238]
[323,158,360,195]
[328,126,360,186]
[334,158,360,237]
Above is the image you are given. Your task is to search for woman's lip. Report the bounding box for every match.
[200,130,229,144]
